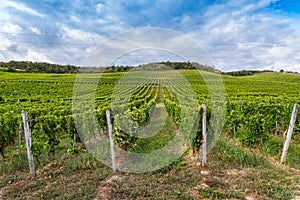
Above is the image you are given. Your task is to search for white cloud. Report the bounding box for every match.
[29,27,41,34]
[232,0,277,15]
[186,0,300,72]
[1,0,45,17]
[0,0,299,72]
[0,37,14,49]
[96,3,105,14]
[69,15,81,23]
[2,23,23,33]
[60,25,104,41]
[25,51,53,63]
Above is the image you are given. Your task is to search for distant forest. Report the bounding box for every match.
[0,61,79,73]
[0,61,221,74]
[2,60,294,76]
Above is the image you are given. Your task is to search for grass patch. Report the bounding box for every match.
[1,137,299,199]
[210,138,267,168]
[132,113,175,153]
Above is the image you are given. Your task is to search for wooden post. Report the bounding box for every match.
[40,154,44,167]
[106,110,116,173]
[280,104,298,164]
[21,111,36,177]
[18,130,21,149]
[276,121,279,133]
[233,124,236,138]
[202,104,207,167]
[18,130,22,160]
[240,100,243,111]
[73,133,76,145]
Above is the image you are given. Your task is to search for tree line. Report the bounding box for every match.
[0,61,78,74]
[0,61,222,74]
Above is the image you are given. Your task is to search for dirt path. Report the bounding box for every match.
[0,188,3,199]
[94,174,124,200]
[293,182,300,200]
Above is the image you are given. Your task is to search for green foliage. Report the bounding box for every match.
[0,152,29,174]
[0,69,300,171]
[238,114,269,146]
[68,153,98,170]
[0,112,20,158]
[6,67,17,72]
[30,115,62,160]
[0,61,78,73]
[0,69,300,200]
[224,69,273,76]
[67,145,79,155]
[225,98,299,146]
[0,96,4,103]
[212,139,266,167]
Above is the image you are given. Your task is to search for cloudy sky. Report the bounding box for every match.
[0,0,299,71]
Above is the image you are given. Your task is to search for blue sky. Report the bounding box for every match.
[0,0,299,71]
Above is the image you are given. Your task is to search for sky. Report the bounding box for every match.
[0,0,300,72]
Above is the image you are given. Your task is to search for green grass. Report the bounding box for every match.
[1,136,299,199]
[1,70,300,199]
[261,135,300,170]
[132,107,175,153]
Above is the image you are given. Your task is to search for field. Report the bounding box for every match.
[0,69,300,199]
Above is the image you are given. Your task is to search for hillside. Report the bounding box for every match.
[0,70,300,199]
[0,61,79,74]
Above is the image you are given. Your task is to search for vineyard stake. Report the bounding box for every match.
[106,110,116,173]
[18,130,22,163]
[240,100,243,111]
[233,124,236,138]
[73,133,76,145]
[18,130,21,158]
[280,104,298,164]
[21,111,36,177]
[202,104,207,167]
[18,130,21,150]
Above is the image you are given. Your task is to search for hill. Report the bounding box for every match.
[0,69,299,199]
[0,61,79,74]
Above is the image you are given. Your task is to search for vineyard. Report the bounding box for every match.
[0,69,300,199]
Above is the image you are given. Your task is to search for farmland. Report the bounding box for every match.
[0,69,300,199]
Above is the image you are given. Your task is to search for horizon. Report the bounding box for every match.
[1,60,298,73]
